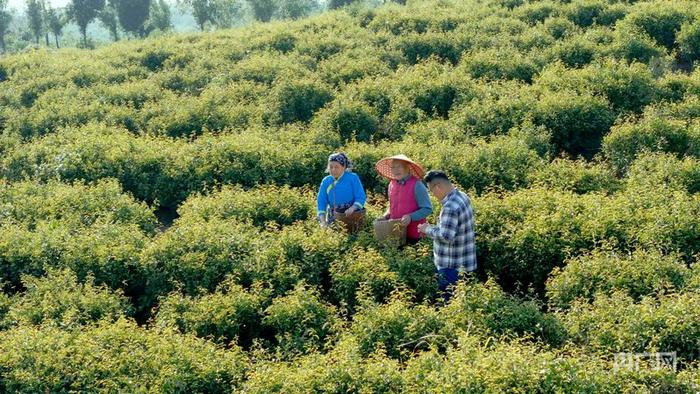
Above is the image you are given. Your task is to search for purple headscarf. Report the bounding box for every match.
[328,152,352,170]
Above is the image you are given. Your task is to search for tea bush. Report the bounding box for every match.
[243,336,404,393]
[154,279,264,346]
[624,152,700,194]
[561,291,700,362]
[0,319,249,392]
[547,249,692,310]
[618,1,692,51]
[2,268,131,329]
[678,20,700,64]
[139,219,262,308]
[528,157,620,194]
[350,293,444,359]
[602,117,700,172]
[263,283,341,356]
[441,279,566,346]
[403,334,694,392]
[176,185,313,227]
[329,246,402,311]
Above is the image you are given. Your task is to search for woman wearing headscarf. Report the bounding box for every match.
[375,154,432,244]
[317,152,367,233]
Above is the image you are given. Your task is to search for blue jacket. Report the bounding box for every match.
[317,171,367,216]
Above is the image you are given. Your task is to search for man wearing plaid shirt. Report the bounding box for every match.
[417,170,476,301]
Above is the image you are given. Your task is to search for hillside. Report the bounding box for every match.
[1,0,700,391]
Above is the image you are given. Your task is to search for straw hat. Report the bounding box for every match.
[375,154,426,180]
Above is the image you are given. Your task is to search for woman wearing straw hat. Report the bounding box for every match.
[317,152,367,233]
[375,154,433,244]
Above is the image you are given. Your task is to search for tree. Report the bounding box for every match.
[212,0,242,28]
[327,0,354,9]
[68,0,106,47]
[247,0,276,22]
[46,6,66,48]
[99,2,119,41]
[279,0,317,20]
[112,0,150,38]
[177,0,217,31]
[0,0,11,53]
[26,0,44,44]
[147,0,172,33]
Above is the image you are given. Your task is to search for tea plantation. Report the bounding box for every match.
[1,0,700,391]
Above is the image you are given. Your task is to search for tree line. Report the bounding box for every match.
[0,0,404,53]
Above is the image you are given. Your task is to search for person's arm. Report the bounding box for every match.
[382,183,392,220]
[350,173,367,210]
[317,178,330,222]
[409,181,433,222]
[426,205,458,242]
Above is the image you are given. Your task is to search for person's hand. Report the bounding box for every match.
[344,205,356,215]
[417,222,430,234]
[400,214,411,226]
[319,215,328,228]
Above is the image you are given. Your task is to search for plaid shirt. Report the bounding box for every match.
[425,188,476,271]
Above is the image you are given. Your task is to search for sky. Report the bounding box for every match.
[7,0,72,10]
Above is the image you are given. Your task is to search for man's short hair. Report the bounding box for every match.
[424,170,451,185]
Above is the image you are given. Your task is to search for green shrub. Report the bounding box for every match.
[532,90,615,156]
[475,188,592,293]
[330,247,402,311]
[3,268,130,329]
[346,130,545,195]
[403,334,692,392]
[140,219,261,308]
[394,32,461,65]
[243,336,404,393]
[542,16,578,40]
[253,222,347,295]
[606,27,667,63]
[154,280,264,346]
[445,133,545,193]
[563,0,607,28]
[139,93,228,137]
[228,53,310,85]
[678,21,700,64]
[602,118,700,172]
[0,124,182,208]
[311,98,379,143]
[546,36,599,68]
[538,60,658,113]
[263,283,340,356]
[350,293,444,359]
[625,152,700,194]
[366,11,431,35]
[656,73,700,102]
[0,180,155,294]
[513,1,557,25]
[0,179,156,233]
[453,84,537,136]
[268,77,334,124]
[582,185,700,260]
[561,291,700,362]
[0,319,248,392]
[382,243,439,303]
[619,2,690,50]
[180,132,327,191]
[441,279,565,345]
[318,50,391,86]
[140,48,173,71]
[595,3,627,26]
[176,185,313,227]
[528,157,620,194]
[547,249,692,310]
[459,48,539,82]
